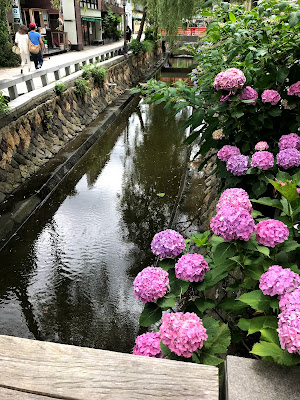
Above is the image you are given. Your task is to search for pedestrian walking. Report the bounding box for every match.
[15,25,31,74]
[28,23,45,70]
[125,25,132,43]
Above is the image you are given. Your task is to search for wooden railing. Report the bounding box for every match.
[0,44,124,102]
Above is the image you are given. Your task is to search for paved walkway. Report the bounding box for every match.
[0,40,124,81]
[0,40,124,98]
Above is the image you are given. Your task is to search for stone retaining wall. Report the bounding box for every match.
[0,49,162,206]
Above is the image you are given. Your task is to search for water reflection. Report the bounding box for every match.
[0,99,190,353]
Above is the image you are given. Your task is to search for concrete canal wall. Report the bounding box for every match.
[0,49,162,206]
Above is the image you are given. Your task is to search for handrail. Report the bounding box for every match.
[0,43,124,102]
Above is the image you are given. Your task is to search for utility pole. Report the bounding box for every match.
[122,0,127,54]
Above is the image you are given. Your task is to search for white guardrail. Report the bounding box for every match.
[0,44,124,103]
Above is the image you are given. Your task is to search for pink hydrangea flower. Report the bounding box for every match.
[212,129,224,140]
[175,254,209,282]
[213,68,246,91]
[219,93,232,102]
[255,141,269,151]
[278,133,300,151]
[160,312,208,358]
[238,86,258,105]
[259,265,300,296]
[210,206,255,241]
[297,188,300,194]
[288,81,300,97]
[256,219,289,247]
[133,266,169,304]
[151,229,186,259]
[217,145,241,161]
[217,188,252,213]
[261,89,281,105]
[226,155,249,176]
[251,151,274,170]
[133,332,163,358]
[278,309,300,354]
[277,148,300,169]
[279,287,300,312]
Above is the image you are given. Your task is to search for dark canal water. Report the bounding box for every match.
[0,61,196,353]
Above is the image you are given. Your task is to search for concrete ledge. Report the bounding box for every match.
[222,355,300,400]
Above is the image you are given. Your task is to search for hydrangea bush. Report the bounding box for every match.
[132,0,300,369]
[133,183,300,367]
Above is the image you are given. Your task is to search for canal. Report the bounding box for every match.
[0,58,198,353]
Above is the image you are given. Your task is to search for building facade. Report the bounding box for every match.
[8,0,127,51]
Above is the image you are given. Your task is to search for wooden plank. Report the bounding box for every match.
[0,335,218,400]
[0,386,56,399]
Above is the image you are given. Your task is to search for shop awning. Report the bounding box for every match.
[82,17,102,22]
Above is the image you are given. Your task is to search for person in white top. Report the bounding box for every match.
[15,25,31,74]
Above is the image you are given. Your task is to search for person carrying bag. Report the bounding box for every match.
[15,25,31,74]
[28,23,45,69]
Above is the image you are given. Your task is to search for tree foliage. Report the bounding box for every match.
[102,8,122,40]
[134,0,199,39]
[0,0,21,67]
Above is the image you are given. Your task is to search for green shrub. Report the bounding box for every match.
[81,64,94,79]
[129,39,144,55]
[54,81,66,95]
[91,65,107,84]
[75,78,90,97]
[0,90,9,113]
[81,63,107,84]
[142,40,155,53]
[144,27,156,42]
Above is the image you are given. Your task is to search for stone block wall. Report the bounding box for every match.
[0,50,162,206]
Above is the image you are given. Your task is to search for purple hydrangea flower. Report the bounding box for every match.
[255,141,269,151]
[278,133,300,151]
[238,86,258,105]
[256,219,289,247]
[226,155,249,176]
[278,309,300,354]
[160,312,208,358]
[279,287,300,312]
[133,332,163,358]
[288,81,300,97]
[217,188,252,213]
[210,206,255,241]
[133,266,169,304]
[175,254,209,282]
[251,151,274,170]
[259,265,300,296]
[217,145,241,162]
[261,89,281,105]
[151,229,186,258]
[213,68,246,91]
[277,148,300,169]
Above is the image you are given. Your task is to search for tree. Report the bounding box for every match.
[0,0,21,67]
[134,0,198,41]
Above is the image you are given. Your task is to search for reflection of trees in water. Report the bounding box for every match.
[119,103,189,274]
[0,100,189,353]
